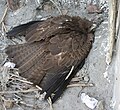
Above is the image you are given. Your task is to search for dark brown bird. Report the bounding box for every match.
[5,15,95,103]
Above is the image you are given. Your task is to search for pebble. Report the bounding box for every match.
[96,100,104,110]
[84,76,90,82]
[4,99,14,109]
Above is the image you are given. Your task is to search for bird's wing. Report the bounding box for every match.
[5,37,80,102]
[5,41,47,84]
[6,15,73,43]
[7,15,93,43]
[6,15,94,103]
[25,15,75,43]
[6,32,94,103]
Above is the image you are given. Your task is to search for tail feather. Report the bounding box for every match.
[51,59,85,103]
[43,59,85,103]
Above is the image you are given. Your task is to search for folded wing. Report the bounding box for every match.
[6,15,94,103]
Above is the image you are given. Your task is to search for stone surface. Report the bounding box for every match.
[0,0,114,110]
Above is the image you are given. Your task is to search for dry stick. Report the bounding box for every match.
[16,92,35,98]
[67,83,94,88]
[106,0,117,64]
[71,77,83,82]
[9,73,34,84]
[0,95,7,110]
[2,22,7,32]
[50,0,62,15]
[0,88,39,94]
[14,103,24,110]
[19,101,35,108]
[14,93,23,100]
[0,6,8,34]
[47,97,54,110]
[0,95,6,101]
[36,85,42,91]
[2,104,7,110]
[0,6,8,24]
[14,78,33,85]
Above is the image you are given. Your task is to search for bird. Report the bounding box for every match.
[5,15,95,103]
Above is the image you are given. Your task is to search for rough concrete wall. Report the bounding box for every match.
[112,1,120,110]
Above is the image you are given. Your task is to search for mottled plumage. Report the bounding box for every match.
[6,15,94,103]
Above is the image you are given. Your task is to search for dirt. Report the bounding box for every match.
[0,0,114,110]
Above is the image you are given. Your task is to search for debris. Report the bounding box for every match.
[47,97,53,110]
[4,99,14,109]
[83,76,90,82]
[0,6,8,24]
[4,62,16,68]
[49,0,62,14]
[110,99,116,108]
[35,0,41,5]
[67,83,94,88]
[103,66,110,83]
[19,101,35,108]
[36,85,42,91]
[7,0,20,11]
[103,71,108,78]
[39,92,46,100]
[81,93,98,109]
[86,4,102,14]
[0,67,10,90]
[43,3,53,12]
[0,6,8,33]
[0,88,39,94]
[61,9,68,15]
[96,100,104,110]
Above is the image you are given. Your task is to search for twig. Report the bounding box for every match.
[2,22,7,32]
[47,97,53,110]
[0,95,6,101]
[20,101,35,108]
[0,6,8,24]
[14,103,24,110]
[2,103,7,110]
[50,0,62,15]
[36,85,42,91]
[9,74,33,84]
[67,83,94,88]
[0,88,39,94]
[71,77,82,82]
[0,95,7,110]
[14,78,33,85]
[14,93,23,100]
[16,92,35,98]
